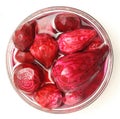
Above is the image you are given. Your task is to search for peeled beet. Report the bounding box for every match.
[13,20,36,51]
[86,36,104,51]
[58,29,97,54]
[34,84,63,109]
[63,89,83,106]
[15,50,34,63]
[55,13,81,32]
[14,63,43,93]
[30,33,58,68]
[52,45,109,92]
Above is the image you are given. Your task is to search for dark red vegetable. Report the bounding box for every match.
[55,13,81,32]
[30,33,58,68]
[15,50,34,63]
[13,21,36,51]
[58,29,97,54]
[34,84,63,109]
[14,63,43,93]
[52,45,109,92]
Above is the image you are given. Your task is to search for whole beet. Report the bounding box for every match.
[52,45,109,92]
[13,21,36,51]
[14,63,43,93]
[30,33,58,68]
[54,13,81,32]
[34,84,63,109]
[58,29,97,54]
[63,89,83,106]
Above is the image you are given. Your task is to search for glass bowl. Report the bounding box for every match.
[6,6,113,113]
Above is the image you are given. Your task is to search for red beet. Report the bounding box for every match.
[52,45,109,92]
[15,50,34,63]
[13,20,36,51]
[34,84,63,109]
[30,33,58,68]
[55,13,81,32]
[63,89,83,106]
[58,29,97,54]
[86,36,104,51]
[14,63,43,93]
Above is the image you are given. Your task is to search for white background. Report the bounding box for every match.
[0,0,120,118]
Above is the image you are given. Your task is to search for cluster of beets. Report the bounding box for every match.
[12,12,109,109]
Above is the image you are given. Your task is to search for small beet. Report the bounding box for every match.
[14,63,43,93]
[63,90,83,106]
[15,50,34,63]
[13,20,36,51]
[34,84,63,109]
[30,33,58,68]
[58,29,97,54]
[55,13,81,32]
[86,36,104,51]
